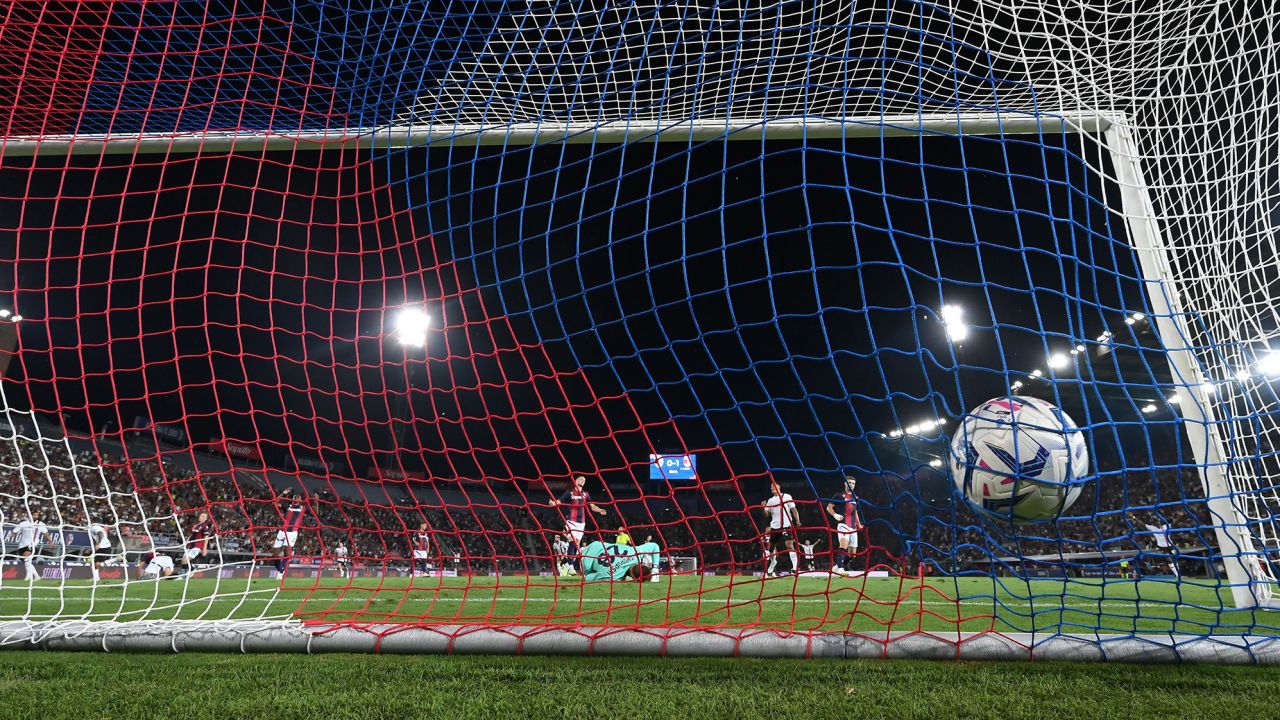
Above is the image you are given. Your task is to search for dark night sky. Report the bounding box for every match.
[0,129,1176,512]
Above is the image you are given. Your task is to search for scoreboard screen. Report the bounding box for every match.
[649,453,697,481]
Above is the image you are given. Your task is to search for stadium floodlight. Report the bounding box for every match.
[928,459,942,468]
[1132,312,1145,321]
[1236,369,1252,382]
[1257,352,1280,377]
[940,304,968,342]
[1200,382,1217,396]
[1075,344,1086,353]
[1168,393,1181,404]
[888,429,903,438]
[1031,369,1043,378]
[393,307,430,347]
[1142,403,1158,414]
[1046,353,1069,370]
[0,309,9,319]
[10,315,21,322]
[1011,380,1023,390]
[1125,317,1136,325]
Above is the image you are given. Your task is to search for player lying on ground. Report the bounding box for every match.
[578,540,663,582]
[139,552,174,580]
[825,475,862,576]
[549,474,608,572]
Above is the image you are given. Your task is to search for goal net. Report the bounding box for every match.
[1,0,1279,661]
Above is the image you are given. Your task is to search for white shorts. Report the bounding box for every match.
[272,530,298,549]
[566,521,585,544]
[144,556,174,575]
[412,550,430,560]
[837,523,858,548]
[184,547,203,560]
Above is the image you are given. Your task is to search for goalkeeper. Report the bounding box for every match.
[580,539,661,582]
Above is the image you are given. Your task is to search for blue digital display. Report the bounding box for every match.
[649,454,697,481]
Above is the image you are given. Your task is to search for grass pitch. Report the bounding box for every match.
[2,573,1278,636]
[3,574,1279,719]
[1,651,1278,720]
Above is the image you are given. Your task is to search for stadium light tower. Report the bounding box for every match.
[394,306,430,347]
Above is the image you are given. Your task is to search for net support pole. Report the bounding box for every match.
[1101,119,1272,610]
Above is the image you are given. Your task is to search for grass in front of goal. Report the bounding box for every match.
[3,574,1277,637]
[3,651,1279,720]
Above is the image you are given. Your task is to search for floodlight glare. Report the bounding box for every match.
[394,307,430,347]
[0,309,9,319]
[940,304,968,342]
[1142,403,1157,414]
[1047,353,1069,370]
[1257,352,1280,377]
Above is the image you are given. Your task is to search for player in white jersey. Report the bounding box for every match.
[11,513,51,581]
[799,537,818,572]
[333,541,351,578]
[87,520,114,582]
[552,534,572,577]
[761,477,800,576]
[139,552,175,580]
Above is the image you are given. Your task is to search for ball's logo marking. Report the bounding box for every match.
[985,441,1050,478]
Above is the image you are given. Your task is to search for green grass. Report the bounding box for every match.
[3,574,1279,636]
[1,651,1278,720]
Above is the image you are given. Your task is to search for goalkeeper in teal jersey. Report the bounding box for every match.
[580,540,658,582]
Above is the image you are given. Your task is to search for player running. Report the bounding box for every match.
[11,512,51,581]
[181,511,213,575]
[333,540,351,578]
[269,488,308,574]
[762,477,800,576]
[411,522,432,576]
[825,475,862,576]
[87,519,114,582]
[578,539,654,582]
[549,475,607,571]
[139,551,175,580]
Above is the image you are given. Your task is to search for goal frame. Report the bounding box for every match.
[3,110,1276,662]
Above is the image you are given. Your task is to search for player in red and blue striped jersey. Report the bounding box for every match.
[181,511,213,575]
[411,521,432,576]
[825,475,862,576]
[549,475,608,575]
[269,488,309,574]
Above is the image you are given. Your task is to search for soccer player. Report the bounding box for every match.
[552,534,573,577]
[139,551,175,580]
[761,477,800,576]
[578,539,652,582]
[825,475,862,576]
[87,519,114,582]
[12,512,51,581]
[799,537,818,572]
[549,475,607,571]
[411,522,432,576]
[181,511,213,575]
[333,540,351,578]
[269,488,308,574]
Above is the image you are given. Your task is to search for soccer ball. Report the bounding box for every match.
[948,396,1089,522]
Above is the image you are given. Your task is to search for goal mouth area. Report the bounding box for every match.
[3,620,1279,664]
[0,112,1117,157]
